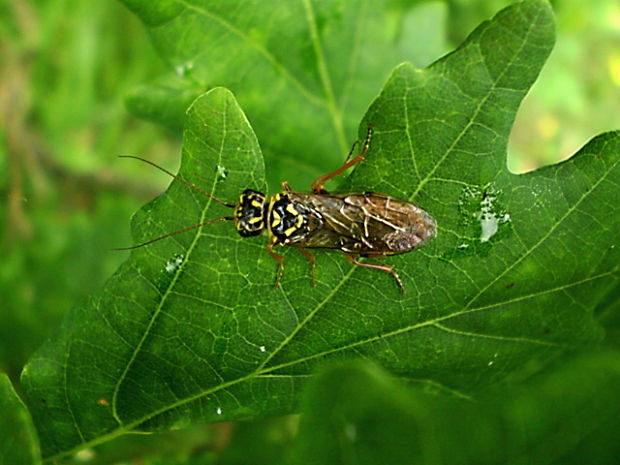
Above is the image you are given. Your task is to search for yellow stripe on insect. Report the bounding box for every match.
[284,226,297,237]
[251,200,262,208]
[271,211,282,228]
[286,203,299,216]
[249,217,262,224]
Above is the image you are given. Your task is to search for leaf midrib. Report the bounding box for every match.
[408,7,538,201]
[301,0,347,152]
[174,0,323,106]
[173,0,350,153]
[44,267,615,463]
[109,100,230,423]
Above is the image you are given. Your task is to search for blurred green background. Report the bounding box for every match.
[1,0,618,462]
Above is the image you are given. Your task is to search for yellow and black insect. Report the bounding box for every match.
[117,128,437,292]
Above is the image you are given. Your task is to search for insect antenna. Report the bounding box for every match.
[118,155,235,208]
[113,216,234,251]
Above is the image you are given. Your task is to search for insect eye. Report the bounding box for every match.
[235,190,266,237]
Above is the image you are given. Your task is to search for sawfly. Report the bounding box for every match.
[117,127,437,292]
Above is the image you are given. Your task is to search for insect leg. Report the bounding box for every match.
[266,242,285,288]
[295,247,317,287]
[310,126,373,194]
[281,181,292,192]
[344,254,405,294]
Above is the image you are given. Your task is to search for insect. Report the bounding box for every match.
[117,128,437,292]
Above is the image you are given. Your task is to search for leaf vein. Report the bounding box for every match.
[431,322,561,346]
[176,0,324,107]
[465,156,619,309]
[109,102,229,423]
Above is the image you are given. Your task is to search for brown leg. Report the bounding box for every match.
[345,254,405,294]
[311,126,373,193]
[296,247,317,286]
[266,242,285,288]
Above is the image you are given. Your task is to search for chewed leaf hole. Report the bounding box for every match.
[443,184,513,259]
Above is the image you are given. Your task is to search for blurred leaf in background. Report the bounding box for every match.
[508,0,620,171]
[0,373,41,465]
[293,352,620,465]
[121,0,450,191]
[0,0,178,384]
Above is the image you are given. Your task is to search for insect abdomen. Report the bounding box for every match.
[346,194,436,254]
[297,193,436,255]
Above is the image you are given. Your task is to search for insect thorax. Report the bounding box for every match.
[268,193,314,243]
[234,189,267,237]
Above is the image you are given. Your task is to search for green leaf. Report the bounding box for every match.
[21,1,620,461]
[125,72,206,133]
[293,352,620,465]
[0,374,41,465]
[597,283,620,347]
[121,0,449,189]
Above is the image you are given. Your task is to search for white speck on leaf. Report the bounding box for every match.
[259,346,266,352]
[74,448,95,462]
[216,407,222,415]
[344,423,357,441]
[165,254,184,273]
[478,191,510,242]
[479,195,498,242]
[174,60,194,77]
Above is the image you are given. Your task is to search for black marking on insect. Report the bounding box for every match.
[115,128,437,293]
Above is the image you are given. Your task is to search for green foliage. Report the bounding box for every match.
[510,0,620,171]
[121,0,449,190]
[0,0,177,384]
[1,0,618,463]
[0,374,40,465]
[293,352,620,465]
